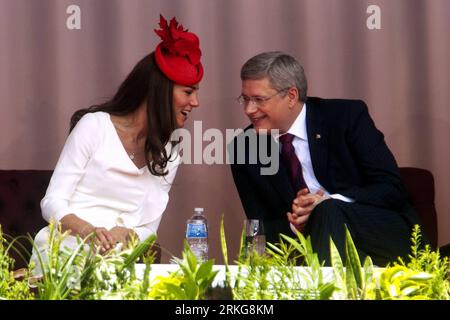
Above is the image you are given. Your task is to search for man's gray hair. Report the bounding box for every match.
[240,51,308,102]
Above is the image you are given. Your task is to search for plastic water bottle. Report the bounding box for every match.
[186,207,208,263]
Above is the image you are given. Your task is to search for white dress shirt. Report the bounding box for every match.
[36,112,180,247]
[275,103,354,233]
[276,103,354,202]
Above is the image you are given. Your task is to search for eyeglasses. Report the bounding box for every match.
[237,89,289,107]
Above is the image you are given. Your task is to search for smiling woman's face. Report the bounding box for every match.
[172,84,200,127]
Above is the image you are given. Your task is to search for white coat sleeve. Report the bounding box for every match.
[40,113,102,223]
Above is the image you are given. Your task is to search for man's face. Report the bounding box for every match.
[241,77,293,133]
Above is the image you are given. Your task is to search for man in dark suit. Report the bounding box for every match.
[229,51,425,266]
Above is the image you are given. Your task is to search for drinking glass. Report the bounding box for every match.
[245,219,266,256]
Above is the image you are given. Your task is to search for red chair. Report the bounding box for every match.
[0,170,51,269]
[399,167,449,257]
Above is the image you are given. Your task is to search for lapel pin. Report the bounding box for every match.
[315,134,321,139]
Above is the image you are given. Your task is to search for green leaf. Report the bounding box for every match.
[177,260,196,284]
[266,242,283,255]
[198,270,219,293]
[330,237,345,295]
[122,234,156,270]
[344,226,363,291]
[401,285,421,296]
[234,223,248,290]
[280,234,306,255]
[345,264,358,299]
[319,282,336,300]
[178,241,195,273]
[196,260,214,282]
[184,278,199,300]
[406,272,433,281]
[165,282,186,300]
[220,215,228,267]
[237,223,247,262]
[361,256,374,299]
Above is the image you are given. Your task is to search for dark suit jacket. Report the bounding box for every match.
[229,97,420,244]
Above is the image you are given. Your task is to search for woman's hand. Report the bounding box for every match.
[91,227,115,253]
[60,214,115,253]
[109,226,134,246]
[80,224,115,253]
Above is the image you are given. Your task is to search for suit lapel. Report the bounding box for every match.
[252,133,295,206]
[267,158,295,206]
[306,100,329,188]
[247,100,331,207]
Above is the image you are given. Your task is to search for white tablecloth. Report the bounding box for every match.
[135,264,336,288]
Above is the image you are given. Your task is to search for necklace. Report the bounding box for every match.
[129,152,135,160]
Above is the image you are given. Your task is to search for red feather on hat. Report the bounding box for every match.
[154,15,201,66]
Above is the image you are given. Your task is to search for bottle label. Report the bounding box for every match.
[186,223,207,238]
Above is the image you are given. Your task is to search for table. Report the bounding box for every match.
[135,264,337,288]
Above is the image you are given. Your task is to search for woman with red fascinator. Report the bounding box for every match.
[31,15,203,267]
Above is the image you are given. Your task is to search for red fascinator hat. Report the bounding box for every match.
[154,15,203,86]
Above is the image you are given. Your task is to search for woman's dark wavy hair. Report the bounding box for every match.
[70,52,177,177]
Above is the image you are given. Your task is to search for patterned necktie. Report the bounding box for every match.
[279,133,308,192]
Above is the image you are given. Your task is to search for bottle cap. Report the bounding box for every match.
[194,207,204,214]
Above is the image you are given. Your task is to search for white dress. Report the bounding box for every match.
[31,111,180,267]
